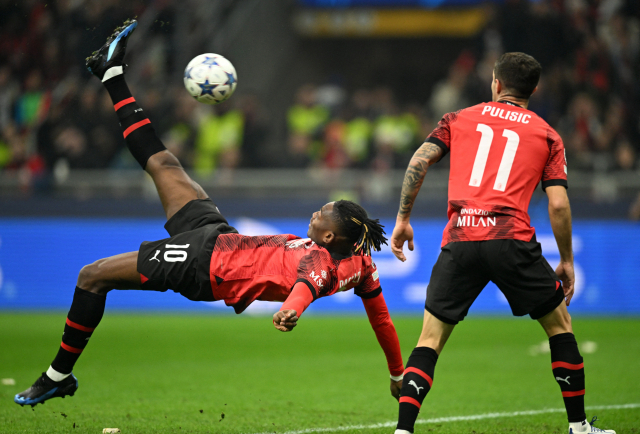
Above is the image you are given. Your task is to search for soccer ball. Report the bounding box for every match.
[183,53,237,104]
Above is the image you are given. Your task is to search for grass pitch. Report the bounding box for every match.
[0,313,638,434]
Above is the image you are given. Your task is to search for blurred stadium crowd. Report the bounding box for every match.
[290,0,640,174]
[0,0,639,188]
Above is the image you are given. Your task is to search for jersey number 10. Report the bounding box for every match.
[469,124,520,192]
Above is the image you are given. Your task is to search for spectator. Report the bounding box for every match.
[194,104,244,174]
[287,84,330,167]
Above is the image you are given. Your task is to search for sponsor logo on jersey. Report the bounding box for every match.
[372,270,379,281]
[457,208,497,227]
[338,270,362,291]
[457,215,496,227]
[309,270,324,288]
[460,208,494,216]
[481,105,531,124]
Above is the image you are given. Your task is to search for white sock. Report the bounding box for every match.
[394,430,412,434]
[46,366,70,382]
[569,420,588,433]
[102,66,124,82]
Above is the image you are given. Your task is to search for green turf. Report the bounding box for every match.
[0,313,638,433]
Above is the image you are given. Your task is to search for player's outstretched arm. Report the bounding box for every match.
[361,292,404,401]
[391,142,443,261]
[272,282,314,332]
[546,185,575,305]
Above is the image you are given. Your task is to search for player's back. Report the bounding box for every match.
[209,234,380,313]
[432,101,567,245]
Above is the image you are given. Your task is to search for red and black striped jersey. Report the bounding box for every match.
[427,101,567,246]
[209,234,381,313]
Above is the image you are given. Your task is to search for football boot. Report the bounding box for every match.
[569,416,616,434]
[14,372,78,407]
[86,19,138,81]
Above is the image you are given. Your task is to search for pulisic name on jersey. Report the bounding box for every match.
[481,105,531,124]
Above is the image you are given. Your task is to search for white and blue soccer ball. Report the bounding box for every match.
[183,53,237,104]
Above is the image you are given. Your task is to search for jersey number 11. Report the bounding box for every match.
[469,123,520,192]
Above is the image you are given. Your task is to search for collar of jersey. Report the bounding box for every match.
[330,251,353,260]
[497,100,523,108]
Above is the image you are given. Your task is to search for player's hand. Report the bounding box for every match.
[390,221,414,262]
[272,309,298,332]
[555,261,575,306]
[390,378,402,401]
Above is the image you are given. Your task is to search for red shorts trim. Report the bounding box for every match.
[123,119,151,138]
[404,367,433,387]
[114,97,135,111]
[65,318,95,332]
[552,361,584,370]
[60,342,83,354]
[562,390,585,398]
[399,396,421,408]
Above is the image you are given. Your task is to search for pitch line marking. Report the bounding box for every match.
[251,403,640,434]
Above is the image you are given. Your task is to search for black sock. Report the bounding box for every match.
[103,76,165,169]
[397,347,438,433]
[549,333,586,423]
[50,287,106,375]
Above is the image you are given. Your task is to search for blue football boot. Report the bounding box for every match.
[86,19,138,81]
[14,372,78,407]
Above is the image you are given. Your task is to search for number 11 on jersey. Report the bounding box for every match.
[469,123,520,192]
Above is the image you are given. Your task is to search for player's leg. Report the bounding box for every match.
[538,302,585,424]
[145,151,209,220]
[14,252,141,407]
[538,304,615,433]
[396,242,486,434]
[538,299,572,338]
[86,20,208,220]
[416,309,456,352]
[394,311,455,434]
[489,238,614,433]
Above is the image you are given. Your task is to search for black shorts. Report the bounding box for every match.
[137,199,238,301]
[425,236,564,325]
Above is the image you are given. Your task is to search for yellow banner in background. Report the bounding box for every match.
[294,8,488,37]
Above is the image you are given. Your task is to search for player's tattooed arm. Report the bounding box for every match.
[397,142,443,220]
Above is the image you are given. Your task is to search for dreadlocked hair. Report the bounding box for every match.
[332,200,387,256]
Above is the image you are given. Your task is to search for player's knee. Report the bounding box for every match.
[77,260,112,296]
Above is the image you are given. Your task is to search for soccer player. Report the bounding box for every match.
[14,20,404,407]
[389,53,615,434]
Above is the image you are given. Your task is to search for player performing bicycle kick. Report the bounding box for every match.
[14,20,405,407]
